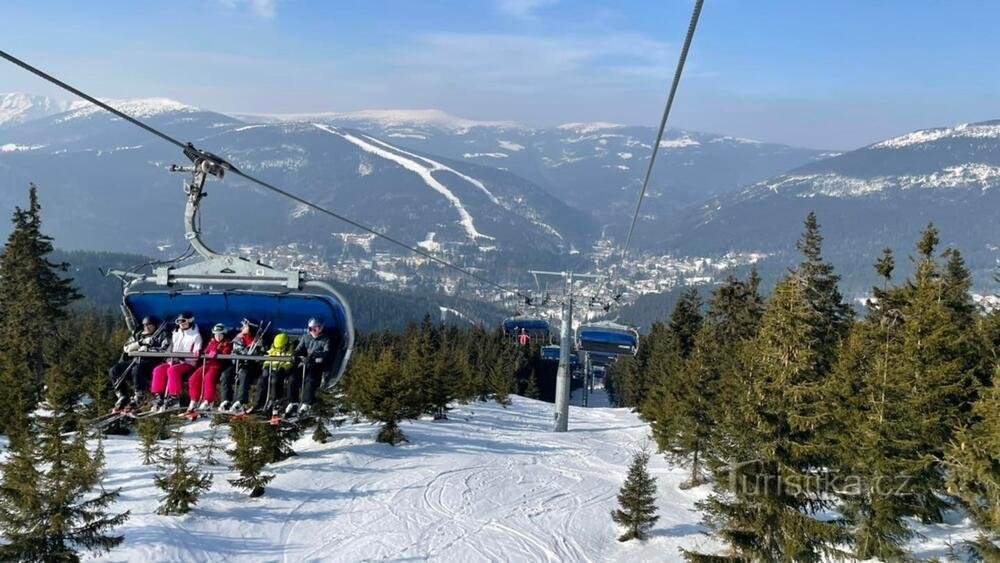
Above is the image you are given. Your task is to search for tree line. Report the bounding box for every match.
[605,212,999,560]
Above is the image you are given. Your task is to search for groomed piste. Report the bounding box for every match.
[96,394,977,562]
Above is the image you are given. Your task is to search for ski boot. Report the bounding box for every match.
[112,392,129,414]
[218,401,231,413]
[161,395,179,412]
[124,392,145,414]
[270,402,284,426]
[297,404,311,417]
[184,399,200,420]
[285,403,300,417]
[229,401,248,420]
[150,393,165,412]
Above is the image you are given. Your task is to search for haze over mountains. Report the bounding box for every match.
[1,92,998,292]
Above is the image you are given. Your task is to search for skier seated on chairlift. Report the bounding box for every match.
[185,323,233,415]
[286,317,332,417]
[249,332,295,417]
[108,316,169,413]
[518,328,530,347]
[219,318,263,414]
[150,312,203,412]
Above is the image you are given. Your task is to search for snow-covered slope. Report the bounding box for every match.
[0,102,592,263]
[0,92,71,128]
[234,108,520,134]
[666,119,1000,288]
[94,396,974,562]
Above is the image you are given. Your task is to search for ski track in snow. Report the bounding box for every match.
[358,132,502,207]
[89,395,978,562]
[312,123,495,241]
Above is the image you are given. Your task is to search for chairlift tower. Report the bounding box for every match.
[528,270,603,432]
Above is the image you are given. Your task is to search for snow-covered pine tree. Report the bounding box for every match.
[945,364,1000,559]
[154,434,212,515]
[0,359,128,561]
[611,448,659,542]
[227,418,276,498]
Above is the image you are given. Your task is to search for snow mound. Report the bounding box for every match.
[61,97,197,121]
[872,121,1000,149]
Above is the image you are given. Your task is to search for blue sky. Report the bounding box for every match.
[2,0,998,148]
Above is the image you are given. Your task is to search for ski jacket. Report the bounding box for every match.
[170,325,203,365]
[264,338,294,372]
[232,334,262,356]
[203,338,233,367]
[293,330,332,366]
[122,328,170,363]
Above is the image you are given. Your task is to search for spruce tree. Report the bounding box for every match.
[611,449,659,542]
[346,348,423,445]
[198,427,224,466]
[312,419,331,444]
[154,434,213,515]
[945,365,1000,558]
[227,418,276,498]
[691,273,848,561]
[0,185,80,434]
[0,359,128,561]
[427,339,461,420]
[898,226,978,520]
[668,288,703,358]
[643,288,709,486]
[486,349,517,407]
[700,271,765,475]
[522,370,541,400]
[136,417,170,466]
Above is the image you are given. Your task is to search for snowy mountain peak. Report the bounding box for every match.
[556,121,624,134]
[871,119,1000,149]
[0,92,71,127]
[61,97,197,120]
[233,108,520,132]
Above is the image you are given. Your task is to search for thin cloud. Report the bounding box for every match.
[396,32,675,86]
[217,0,278,20]
[496,0,558,18]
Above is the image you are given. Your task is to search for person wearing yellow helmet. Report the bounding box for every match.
[249,332,294,416]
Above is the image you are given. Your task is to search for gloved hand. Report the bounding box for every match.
[314,357,323,364]
[193,350,202,359]
[206,350,217,359]
[138,345,149,352]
